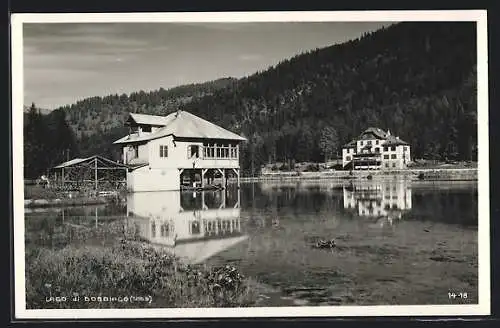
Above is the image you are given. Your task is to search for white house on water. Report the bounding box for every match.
[342,127,411,170]
[113,111,246,192]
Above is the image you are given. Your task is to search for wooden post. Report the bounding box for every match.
[222,188,226,209]
[94,158,98,190]
[62,167,65,187]
[233,168,240,189]
[202,190,206,210]
[223,169,227,189]
[201,169,207,188]
[237,186,240,208]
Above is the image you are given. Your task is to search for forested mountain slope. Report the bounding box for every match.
[27,22,477,177]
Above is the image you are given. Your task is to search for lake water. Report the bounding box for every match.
[25,179,478,306]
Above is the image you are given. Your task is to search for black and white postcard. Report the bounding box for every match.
[11,10,490,319]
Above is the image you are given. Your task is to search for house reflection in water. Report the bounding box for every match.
[343,180,412,225]
[126,188,247,264]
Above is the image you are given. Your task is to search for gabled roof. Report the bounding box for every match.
[342,127,409,149]
[126,113,167,126]
[343,140,356,148]
[361,127,389,139]
[115,111,247,144]
[383,135,410,146]
[53,157,88,168]
[53,155,128,169]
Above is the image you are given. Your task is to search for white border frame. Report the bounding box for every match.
[12,10,490,319]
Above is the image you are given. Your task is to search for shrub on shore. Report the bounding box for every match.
[25,222,256,309]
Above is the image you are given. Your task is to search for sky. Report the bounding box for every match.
[23,22,392,110]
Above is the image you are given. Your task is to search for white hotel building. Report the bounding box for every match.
[342,127,411,170]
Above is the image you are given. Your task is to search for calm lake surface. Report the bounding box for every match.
[25,179,478,306]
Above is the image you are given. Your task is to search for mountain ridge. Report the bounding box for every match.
[30,22,477,175]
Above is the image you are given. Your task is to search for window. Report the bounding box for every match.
[385,163,389,168]
[159,145,168,158]
[188,145,200,159]
[375,147,380,153]
[151,221,156,238]
[384,154,389,159]
[142,125,152,132]
[376,140,379,145]
[391,146,396,151]
[404,146,408,151]
[360,141,364,146]
[383,146,388,152]
[392,163,396,168]
[346,156,351,161]
[160,223,170,237]
[367,140,372,145]
[203,143,237,159]
[191,221,201,234]
[391,154,397,159]
[204,143,215,158]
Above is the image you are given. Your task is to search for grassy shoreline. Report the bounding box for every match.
[25,221,257,309]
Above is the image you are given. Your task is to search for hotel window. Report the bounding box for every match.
[392,163,396,168]
[384,154,389,159]
[375,147,380,153]
[391,154,397,159]
[376,140,379,145]
[159,145,168,158]
[391,146,396,151]
[368,140,372,145]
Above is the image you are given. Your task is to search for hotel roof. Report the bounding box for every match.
[342,127,409,148]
